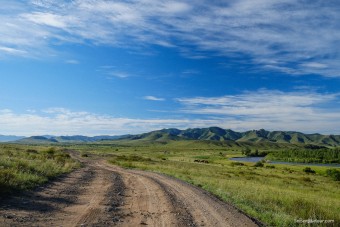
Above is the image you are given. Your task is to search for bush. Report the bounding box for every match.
[300,177,312,182]
[0,145,78,196]
[230,162,245,166]
[0,169,16,193]
[326,169,340,181]
[26,149,38,154]
[303,167,316,174]
[254,161,264,167]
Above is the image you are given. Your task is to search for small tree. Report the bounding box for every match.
[242,148,251,156]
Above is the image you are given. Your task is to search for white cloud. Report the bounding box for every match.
[0,46,27,56]
[176,90,340,134]
[21,12,69,29]
[107,71,131,78]
[161,2,192,14]
[26,109,37,113]
[65,59,79,64]
[143,96,165,101]
[1,89,340,136]
[0,109,12,114]
[0,108,216,136]
[1,0,340,77]
[301,62,328,69]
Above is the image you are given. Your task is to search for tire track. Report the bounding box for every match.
[99,161,259,227]
[133,170,259,227]
[0,152,260,227]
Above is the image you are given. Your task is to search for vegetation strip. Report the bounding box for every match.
[0,144,79,195]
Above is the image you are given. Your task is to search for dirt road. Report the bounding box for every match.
[0,152,260,227]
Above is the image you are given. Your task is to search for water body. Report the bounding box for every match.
[230,157,340,168]
[230,157,264,163]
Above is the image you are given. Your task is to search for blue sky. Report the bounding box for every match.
[1,0,340,136]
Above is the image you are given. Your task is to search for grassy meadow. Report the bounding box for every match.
[1,140,339,226]
[0,144,79,195]
[71,140,339,226]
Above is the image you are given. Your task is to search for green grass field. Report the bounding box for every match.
[0,144,79,195]
[1,140,339,226]
[71,140,339,226]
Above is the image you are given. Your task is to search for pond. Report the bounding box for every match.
[230,157,340,168]
[230,157,263,163]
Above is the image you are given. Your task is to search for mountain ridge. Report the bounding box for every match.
[122,127,340,147]
[7,127,340,146]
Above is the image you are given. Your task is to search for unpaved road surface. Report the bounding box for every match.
[0,152,260,227]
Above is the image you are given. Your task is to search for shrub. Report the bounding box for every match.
[300,177,312,182]
[303,167,316,174]
[326,169,340,181]
[254,161,264,167]
[0,145,78,196]
[230,162,245,166]
[41,147,56,159]
[0,169,16,193]
[26,149,38,154]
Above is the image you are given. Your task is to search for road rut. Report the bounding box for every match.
[0,152,259,227]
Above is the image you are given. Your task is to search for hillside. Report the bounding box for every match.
[121,127,340,147]
[9,127,340,146]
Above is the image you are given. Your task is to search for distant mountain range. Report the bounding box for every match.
[0,135,25,142]
[121,127,340,147]
[13,135,130,144]
[3,127,340,146]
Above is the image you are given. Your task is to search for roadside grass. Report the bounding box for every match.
[70,141,340,226]
[0,144,79,195]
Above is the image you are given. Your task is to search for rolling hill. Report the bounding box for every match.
[8,127,340,146]
[122,127,340,146]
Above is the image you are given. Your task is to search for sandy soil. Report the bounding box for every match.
[0,152,260,227]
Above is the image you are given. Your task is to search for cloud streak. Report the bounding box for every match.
[1,89,340,136]
[1,0,339,77]
[176,90,340,134]
[0,108,216,136]
[143,96,165,101]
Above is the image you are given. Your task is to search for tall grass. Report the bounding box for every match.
[95,141,340,226]
[0,144,79,195]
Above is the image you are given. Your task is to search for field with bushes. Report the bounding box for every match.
[72,141,340,226]
[0,144,79,195]
[2,140,339,226]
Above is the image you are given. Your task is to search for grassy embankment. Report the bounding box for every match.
[0,144,79,195]
[72,140,339,226]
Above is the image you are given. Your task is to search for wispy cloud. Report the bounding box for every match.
[22,12,69,29]
[1,88,340,136]
[0,108,215,136]
[1,0,340,77]
[65,59,79,64]
[0,46,27,56]
[176,89,340,133]
[143,96,165,101]
[107,71,131,79]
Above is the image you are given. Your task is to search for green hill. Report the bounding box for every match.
[118,127,340,147]
[11,127,340,147]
